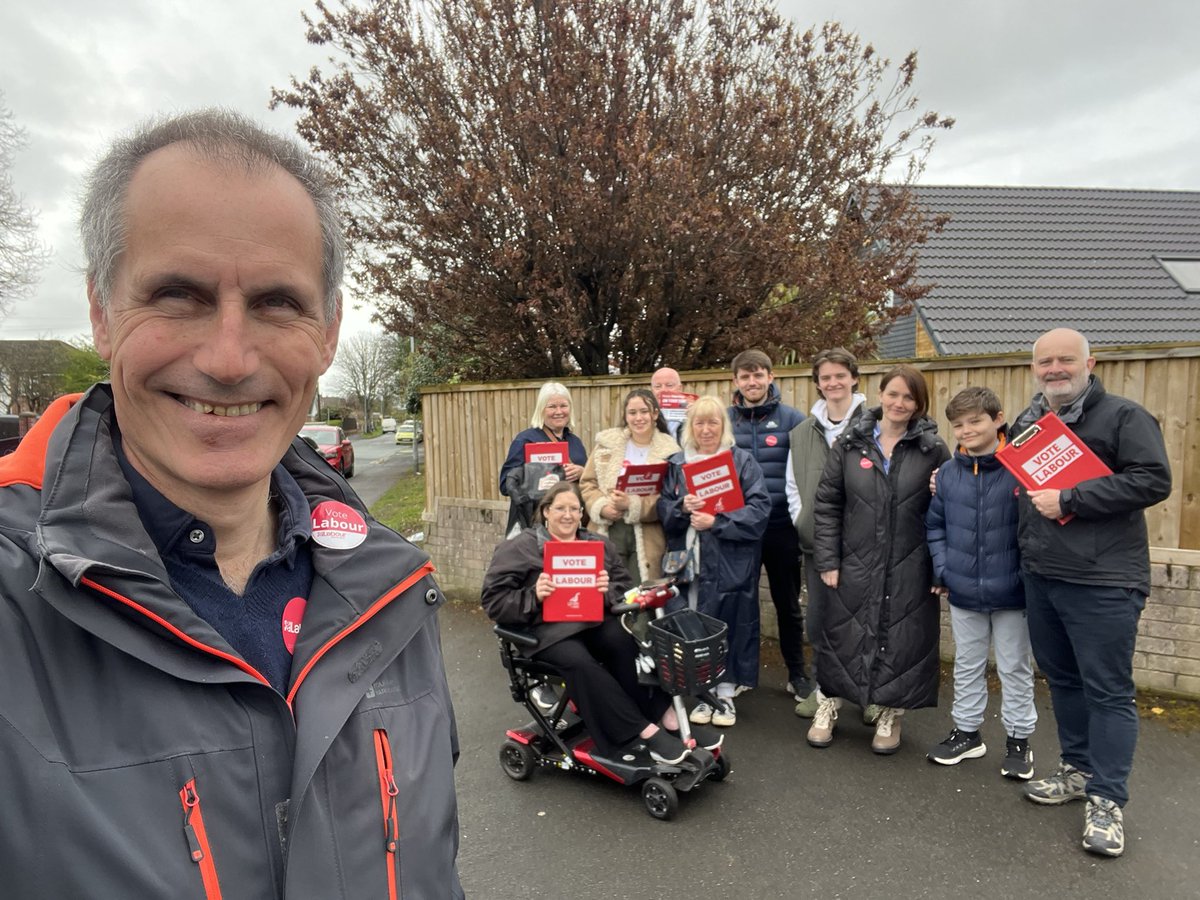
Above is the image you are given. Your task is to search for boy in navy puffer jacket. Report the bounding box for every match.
[926,387,1037,780]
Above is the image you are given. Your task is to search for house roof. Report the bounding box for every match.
[880,185,1200,356]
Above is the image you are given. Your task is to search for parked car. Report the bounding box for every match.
[0,415,22,458]
[381,417,398,434]
[395,419,423,444]
[299,424,355,478]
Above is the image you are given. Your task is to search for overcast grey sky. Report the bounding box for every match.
[2,0,1198,350]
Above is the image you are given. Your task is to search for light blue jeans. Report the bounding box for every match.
[950,606,1038,738]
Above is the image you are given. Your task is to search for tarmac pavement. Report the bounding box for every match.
[440,600,1200,900]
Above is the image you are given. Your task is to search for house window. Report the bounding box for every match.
[1157,257,1200,293]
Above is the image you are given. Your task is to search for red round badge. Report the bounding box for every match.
[281,597,307,654]
[311,501,368,550]
[765,434,778,447]
[859,458,873,469]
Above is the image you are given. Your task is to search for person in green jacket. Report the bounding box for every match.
[784,348,869,719]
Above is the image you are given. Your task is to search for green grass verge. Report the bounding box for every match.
[369,471,426,538]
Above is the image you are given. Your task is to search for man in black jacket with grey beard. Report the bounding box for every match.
[1013,328,1171,859]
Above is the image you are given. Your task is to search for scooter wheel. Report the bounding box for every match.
[710,751,732,782]
[499,739,536,781]
[641,777,679,821]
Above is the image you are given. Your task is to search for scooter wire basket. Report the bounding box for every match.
[648,609,727,696]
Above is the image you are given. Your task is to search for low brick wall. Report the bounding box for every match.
[423,497,510,602]
[427,497,1200,699]
[930,552,1200,698]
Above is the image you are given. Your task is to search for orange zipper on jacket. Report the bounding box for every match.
[374,729,400,900]
[287,560,436,704]
[82,559,436,711]
[180,778,223,900]
[82,577,272,687]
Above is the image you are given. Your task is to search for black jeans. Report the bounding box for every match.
[535,616,671,755]
[761,521,806,683]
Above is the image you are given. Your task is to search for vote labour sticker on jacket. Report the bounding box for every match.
[765,434,778,447]
[311,500,368,549]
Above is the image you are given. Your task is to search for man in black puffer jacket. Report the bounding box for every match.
[728,349,809,699]
[1012,328,1171,860]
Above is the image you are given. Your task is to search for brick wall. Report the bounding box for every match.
[428,498,1200,699]
[424,498,509,602]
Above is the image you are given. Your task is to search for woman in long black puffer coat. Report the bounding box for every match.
[809,365,950,756]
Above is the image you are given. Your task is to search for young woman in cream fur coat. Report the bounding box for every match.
[580,388,680,584]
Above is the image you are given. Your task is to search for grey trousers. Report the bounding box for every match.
[949,606,1038,738]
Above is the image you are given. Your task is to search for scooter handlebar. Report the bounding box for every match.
[611,582,680,614]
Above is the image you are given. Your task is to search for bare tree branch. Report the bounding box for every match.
[274,0,953,377]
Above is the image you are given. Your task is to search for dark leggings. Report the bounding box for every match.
[535,616,672,756]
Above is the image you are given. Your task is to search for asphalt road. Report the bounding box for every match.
[348,432,424,509]
[440,600,1200,900]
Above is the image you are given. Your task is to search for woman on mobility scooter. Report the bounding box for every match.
[481,482,723,764]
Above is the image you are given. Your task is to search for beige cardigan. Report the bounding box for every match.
[579,426,680,583]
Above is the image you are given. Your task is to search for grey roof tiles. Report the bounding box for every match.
[877,185,1200,357]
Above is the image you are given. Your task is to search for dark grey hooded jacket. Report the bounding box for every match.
[0,387,463,899]
[812,409,950,710]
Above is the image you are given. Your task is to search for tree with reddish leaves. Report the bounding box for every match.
[273,0,952,379]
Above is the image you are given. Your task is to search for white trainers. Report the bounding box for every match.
[711,699,737,727]
[689,702,714,725]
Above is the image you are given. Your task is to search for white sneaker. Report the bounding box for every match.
[712,699,737,727]
[733,684,754,697]
[689,702,714,724]
[530,683,559,713]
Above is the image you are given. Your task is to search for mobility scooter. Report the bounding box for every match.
[493,581,732,820]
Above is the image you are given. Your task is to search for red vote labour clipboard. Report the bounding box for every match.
[614,461,669,496]
[542,541,605,622]
[525,441,569,464]
[682,449,745,516]
[996,412,1112,525]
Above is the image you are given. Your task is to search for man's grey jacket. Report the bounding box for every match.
[0,386,463,899]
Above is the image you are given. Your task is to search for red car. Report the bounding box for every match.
[299,424,355,478]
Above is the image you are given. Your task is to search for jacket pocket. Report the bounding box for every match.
[374,728,401,900]
[179,779,223,900]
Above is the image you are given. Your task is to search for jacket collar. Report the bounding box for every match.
[848,407,941,450]
[731,382,782,417]
[24,385,440,691]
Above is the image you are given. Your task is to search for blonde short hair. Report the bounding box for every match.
[531,382,574,429]
[680,395,734,454]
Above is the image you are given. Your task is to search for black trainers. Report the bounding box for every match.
[1001,736,1035,780]
[786,675,814,699]
[672,724,723,752]
[645,729,689,765]
[927,728,987,765]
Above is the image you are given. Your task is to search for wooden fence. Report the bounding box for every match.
[421,344,1200,551]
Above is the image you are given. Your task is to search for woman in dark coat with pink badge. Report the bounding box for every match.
[809,365,951,755]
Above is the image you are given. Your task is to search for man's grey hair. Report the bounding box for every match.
[80,108,345,321]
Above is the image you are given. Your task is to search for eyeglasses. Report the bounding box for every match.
[548,506,583,516]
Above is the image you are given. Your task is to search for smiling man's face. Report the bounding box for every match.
[1032,328,1094,410]
[90,144,340,507]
